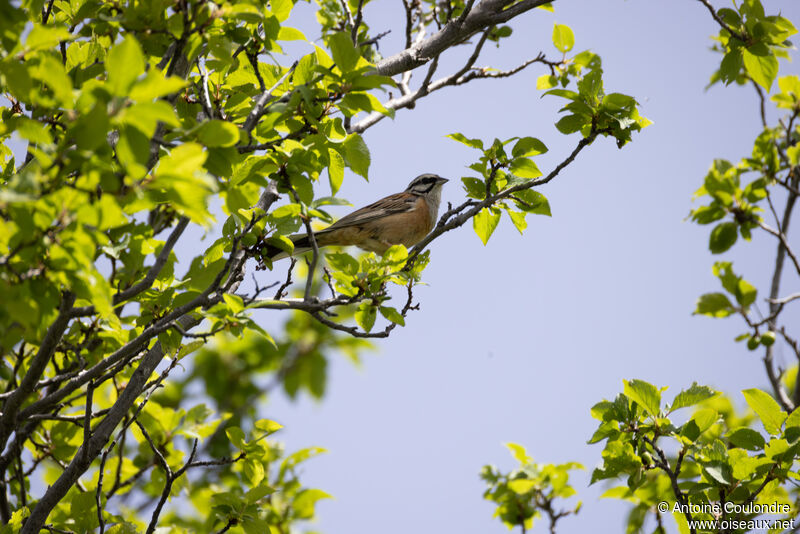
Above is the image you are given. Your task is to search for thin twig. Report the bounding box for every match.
[696,0,748,42]
[243,61,298,133]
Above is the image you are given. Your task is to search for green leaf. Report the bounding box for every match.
[726,427,766,451]
[120,101,180,138]
[694,292,734,317]
[270,0,293,21]
[670,383,717,412]
[743,46,778,91]
[742,389,787,436]
[278,26,306,41]
[509,158,542,179]
[447,132,484,149]
[158,142,207,178]
[254,419,283,435]
[222,293,244,314]
[506,210,527,234]
[271,203,301,219]
[292,488,332,519]
[25,24,72,52]
[244,484,275,505]
[555,114,586,134]
[691,205,726,225]
[328,32,359,72]
[602,93,636,111]
[552,24,575,53]
[74,104,110,150]
[355,302,376,332]
[709,222,738,253]
[328,148,345,194]
[703,464,731,485]
[343,133,370,178]
[107,35,145,96]
[226,427,247,449]
[512,189,551,216]
[381,244,408,264]
[196,120,240,147]
[7,507,29,531]
[512,137,548,158]
[116,125,150,179]
[785,407,800,430]
[129,70,187,101]
[543,88,580,100]
[506,442,531,464]
[622,379,661,417]
[508,479,536,494]
[379,306,405,326]
[36,56,73,108]
[536,74,557,90]
[736,278,757,308]
[691,408,718,433]
[473,208,501,245]
[243,458,265,486]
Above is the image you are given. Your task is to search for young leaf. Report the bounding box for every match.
[670,383,717,412]
[107,36,145,96]
[742,46,778,91]
[379,306,405,326]
[622,379,661,417]
[473,208,501,245]
[726,427,766,451]
[355,302,376,332]
[742,388,787,436]
[709,222,738,253]
[694,293,734,318]
[343,133,370,178]
[552,24,575,53]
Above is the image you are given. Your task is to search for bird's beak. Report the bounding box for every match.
[437,177,449,184]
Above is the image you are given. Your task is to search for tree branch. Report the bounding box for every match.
[0,292,75,448]
[374,0,554,77]
[407,130,600,263]
[350,50,549,133]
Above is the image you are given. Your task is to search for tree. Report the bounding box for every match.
[0,0,649,532]
[480,2,800,533]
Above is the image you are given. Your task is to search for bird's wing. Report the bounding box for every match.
[325,192,419,229]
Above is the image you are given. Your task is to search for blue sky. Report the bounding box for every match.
[250,1,800,533]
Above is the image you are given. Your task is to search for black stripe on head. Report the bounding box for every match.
[406,173,445,194]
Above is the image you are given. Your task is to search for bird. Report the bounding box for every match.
[266,173,449,261]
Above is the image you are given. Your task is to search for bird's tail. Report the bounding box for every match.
[263,231,331,261]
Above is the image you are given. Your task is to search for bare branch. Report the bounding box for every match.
[197,60,216,119]
[72,217,190,317]
[758,220,800,281]
[642,437,696,533]
[457,0,476,25]
[768,293,800,306]
[351,49,555,133]
[339,0,355,34]
[401,0,414,49]
[274,258,297,300]
[351,0,365,43]
[375,0,554,77]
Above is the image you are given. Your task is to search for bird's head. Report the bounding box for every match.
[405,173,449,195]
